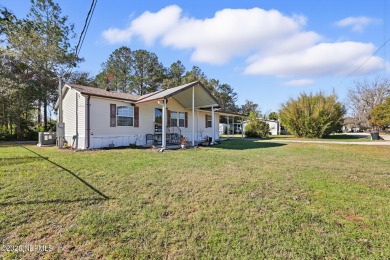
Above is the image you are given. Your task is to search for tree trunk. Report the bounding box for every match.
[15,116,22,140]
[44,98,48,131]
[37,99,42,128]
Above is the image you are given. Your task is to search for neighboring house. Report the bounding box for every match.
[243,119,281,135]
[343,117,360,132]
[56,81,238,149]
[219,123,243,135]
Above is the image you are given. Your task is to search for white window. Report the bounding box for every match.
[170,111,177,126]
[179,112,185,127]
[117,106,134,126]
[207,115,212,128]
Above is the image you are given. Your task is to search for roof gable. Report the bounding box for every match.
[136,81,220,109]
[68,84,140,101]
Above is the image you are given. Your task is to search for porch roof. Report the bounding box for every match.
[136,81,219,109]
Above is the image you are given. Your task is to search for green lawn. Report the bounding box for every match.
[0,141,389,258]
[221,133,373,142]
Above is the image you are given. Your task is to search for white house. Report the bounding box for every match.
[242,119,281,135]
[56,81,238,149]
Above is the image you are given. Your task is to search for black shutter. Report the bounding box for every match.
[134,106,139,127]
[110,104,116,127]
[205,114,208,128]
[185,112,188,128]
[167,110,171,127]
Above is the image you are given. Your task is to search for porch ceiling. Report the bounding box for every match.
[136,81,219,109]
[173,85,219,109]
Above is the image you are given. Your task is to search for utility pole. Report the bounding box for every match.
[57,75,64,149]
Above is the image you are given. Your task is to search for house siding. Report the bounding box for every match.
[88,96,156,148]
[62,88,86,149]
[62,88,76,141]
[63,92,220,149]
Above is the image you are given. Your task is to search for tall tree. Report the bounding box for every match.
[213,81,238,112]
[241,100,261,117]
[0,47,37,139]
[182,66,208,87]
[65,71,95,86]
[348,77,390,129]
[131,50,164,95]
[162,60,186,89]
[1,0,80,131]
[103,46,133,92]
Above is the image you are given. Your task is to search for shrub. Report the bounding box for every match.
[245,112,270,138]
[279,92,345,138]
[370,96,390,129]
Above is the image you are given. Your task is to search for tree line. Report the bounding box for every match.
[1,1,389,141]
[0,1,243,141]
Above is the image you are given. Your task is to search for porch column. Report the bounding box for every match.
[227,116,230,139]
[162,99,167,149]
[232,116,234,139]
[192,86,195,146]
[241,117,244,138]
[211,106,215,143]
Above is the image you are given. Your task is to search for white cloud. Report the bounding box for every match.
[102,6,385,77]
[335,16,376,32]
[283,79,314,86]
[102,5,181,44]
[244,42,385,77]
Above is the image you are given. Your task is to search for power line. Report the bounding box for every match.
[345,38,390,78]
[75,0,97,57]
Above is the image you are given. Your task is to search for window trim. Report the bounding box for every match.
[178,112,185,127]
[117,106,134,127]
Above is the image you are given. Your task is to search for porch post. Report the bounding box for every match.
[232,116,234,139]
[211,106,215,144]
[192,86,195,146]
[162,99,166,149]
[241,117,244,138]
[227,116,230,139]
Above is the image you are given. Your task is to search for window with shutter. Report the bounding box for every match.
[134,106,139,127]
[205,115,212,128]
[117,106,134,126]
[110,104,116,127]
[167,110,171,127]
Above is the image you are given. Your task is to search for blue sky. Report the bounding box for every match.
[2,0,389,113]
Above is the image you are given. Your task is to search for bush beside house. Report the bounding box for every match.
[244,112,270,138]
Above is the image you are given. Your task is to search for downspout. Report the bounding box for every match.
[75,93,78,149]
[86,95,91,149]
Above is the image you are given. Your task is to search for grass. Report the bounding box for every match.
[221,133,373,142]
[0,140,389,258]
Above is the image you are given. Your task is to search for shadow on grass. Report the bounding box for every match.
[0,197,107,207]
[20,145,109,200]
[323,134,368,140]
[214,139,286,150]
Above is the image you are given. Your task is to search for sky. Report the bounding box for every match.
[2,0,390,113]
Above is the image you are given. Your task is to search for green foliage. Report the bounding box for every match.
[0,0,80,136]
[241,100,260,117]
[268,111,279,120]
[131,49,165,95]
[162,60,186,90]
[280,92,345,138]
[244,111,270,138]
[103,46,133,92]
[370,96,390,128]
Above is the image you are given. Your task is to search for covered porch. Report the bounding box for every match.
[136,81,220,148]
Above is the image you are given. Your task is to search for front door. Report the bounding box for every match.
[154,108,162,133]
